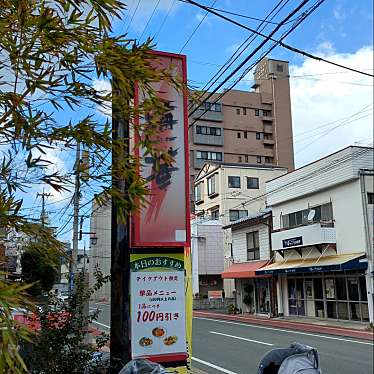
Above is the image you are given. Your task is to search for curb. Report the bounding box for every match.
[194,311,374,341]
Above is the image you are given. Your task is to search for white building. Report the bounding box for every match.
[258,146,374,324]
[194,162,287,296]
[89,200,111,302]
[222,209,275,315]
[191,219,224,297]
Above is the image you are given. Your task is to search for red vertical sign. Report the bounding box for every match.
[132,51,190,248]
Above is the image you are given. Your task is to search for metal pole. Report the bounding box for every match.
[70,141,81,292]
[110,82,131,372]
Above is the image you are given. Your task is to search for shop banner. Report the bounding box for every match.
[130,253,186,361]
[131,51,190,248]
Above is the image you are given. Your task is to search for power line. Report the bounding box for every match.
[189,0,290,110]
[154,0,177,40]
[178,0,301,25]
[188,0,315,125]
[179,0,217,53]
[139,0,162,42]
[125,0,141,34]
[182,0,373,78]
[211,147,371,217]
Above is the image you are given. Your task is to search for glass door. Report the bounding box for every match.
[256,279,270,314]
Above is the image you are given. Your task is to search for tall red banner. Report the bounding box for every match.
[131,51,190,248]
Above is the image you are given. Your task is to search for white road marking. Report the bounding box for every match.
[92,320,110,329]
[194,317,373,346]
[192,357,238,374]
[210,331,274,346]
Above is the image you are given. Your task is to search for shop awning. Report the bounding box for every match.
[256,253,367,275]
[221,260,270,279]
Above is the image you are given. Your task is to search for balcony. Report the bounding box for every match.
[263,125,273,134]
[190,107,223,122]
[262,139,275,145]
[193,132,224,146]
[272,222,336,252]
[262,115,274,122]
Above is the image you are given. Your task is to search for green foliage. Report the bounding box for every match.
[0,279,34,374]
[0,0,184,371]
[21,246,59,296]
[22,269,110,373]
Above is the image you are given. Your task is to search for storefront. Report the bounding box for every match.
[257,253,369,322]
[221,261,273,316]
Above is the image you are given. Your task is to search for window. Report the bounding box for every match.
[229,209,248,222]
[243,107,247,115]
[264,144,273,149]
[265,157,273,163]
[199,102,221,112]
[276,64,284,72]
[196,151,222,161]
[263,110,269,116]
[282,202,334,229]
[211,210,219,220]
[194,183,202,202]
[368,192,374,204]
[255,109,260,116]
[228,176,241,188]
[247,231,260,260]
[244,131,247,139]
[256,132,261,140]
[245,155,249,163]
[237,132,241,138]
[264,133,273,140]
[257,156,262,163]
[207,174,217,196]
[236,108,240,115]
[196,126,222,136]
[238,156,242,162]
[247,177,259,189]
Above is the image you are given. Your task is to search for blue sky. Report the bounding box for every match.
[117,0,373,86]
[18,0,373,243]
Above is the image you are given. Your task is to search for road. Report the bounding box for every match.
[90,303,374,374]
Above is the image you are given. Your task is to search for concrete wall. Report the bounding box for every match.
[191,220,225,296]
[271,179,367,256]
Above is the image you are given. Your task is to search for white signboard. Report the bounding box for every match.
[130,254,186,360]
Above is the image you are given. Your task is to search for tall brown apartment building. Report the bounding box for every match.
[188,58,295,195]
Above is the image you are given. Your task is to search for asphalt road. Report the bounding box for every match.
[90,303,374,374]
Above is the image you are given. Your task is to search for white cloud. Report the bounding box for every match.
[34,146,73,203]
[92,79,112,118]
[290,44,373,167]
[333,4,346,20]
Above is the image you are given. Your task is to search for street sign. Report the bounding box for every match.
[130,253,187,363]
[131,51,190,248]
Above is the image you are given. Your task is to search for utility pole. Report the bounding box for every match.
[110,83,132,372]
[37,189,52,226]
[70,141,81,292]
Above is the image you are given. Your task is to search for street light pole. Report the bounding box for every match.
[70,141,81,293]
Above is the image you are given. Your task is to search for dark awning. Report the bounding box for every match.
[256,253,367,275]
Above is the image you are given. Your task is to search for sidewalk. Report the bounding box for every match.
[194,310,374,341]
